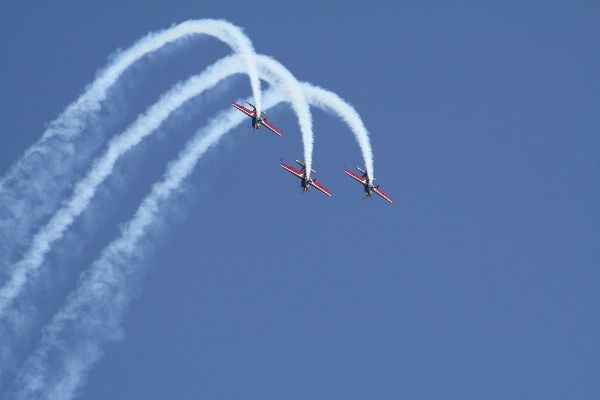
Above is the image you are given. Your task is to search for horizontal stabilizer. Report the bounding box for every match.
[296,159,316,173]
[246,100,266,115]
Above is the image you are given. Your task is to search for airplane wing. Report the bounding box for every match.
[260,119,282,136]
[309,179,332,196]
[231,101,254,117]
[280,162,304,179]
[344,169,367,185]
[373,186,393,203]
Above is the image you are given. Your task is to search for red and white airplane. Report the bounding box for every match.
[231,101,282,136]
[281,159,332,196]
[344,167,392,203]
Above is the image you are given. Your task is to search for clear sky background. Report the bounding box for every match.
[1,1,599,399]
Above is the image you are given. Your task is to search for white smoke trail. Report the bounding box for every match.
[254,55,314,177]
[0,51,319,323]
[47,19,262,143]
[253,56,375,179]
[10,89,282,400]
[5,55,372,398]
[300,83,374,180]
[1,52,373,325]
[0,18,260,270]
[0,55,246,319]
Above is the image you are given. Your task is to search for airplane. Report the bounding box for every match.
[281,159,332,196]
[231,101,282,136]
[344,166,392,203]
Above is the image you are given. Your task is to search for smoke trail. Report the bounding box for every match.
[300,83,374,180]
[254,55,314,177]
[253,55,375,179]
[0,51,323,322]
[4,55,372,398]
[1,52,373,326]
[10,89,282,400]
[0,19,260,270]
[0,54,246,318]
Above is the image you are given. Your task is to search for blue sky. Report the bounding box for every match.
[1,1,599,399]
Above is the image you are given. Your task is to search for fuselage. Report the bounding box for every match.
[251,113,265,129]
[301,174,310,191]
[364,180,373,196]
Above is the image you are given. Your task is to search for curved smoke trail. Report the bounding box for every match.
[0,52,314,322]
[0,19,260,270]
[300,83,374,180]
[2,29,378,400]
[254,60,374,180]
[9,89,281,400]
[0,53,314,386]
[0,51,375,328]
[255,55,314,177]
[0,54,245,319]
[9,70,379,399]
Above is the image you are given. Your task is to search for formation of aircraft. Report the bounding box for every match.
[280,159,332,196]
[231,101,282,136]
[232,101,391,202]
